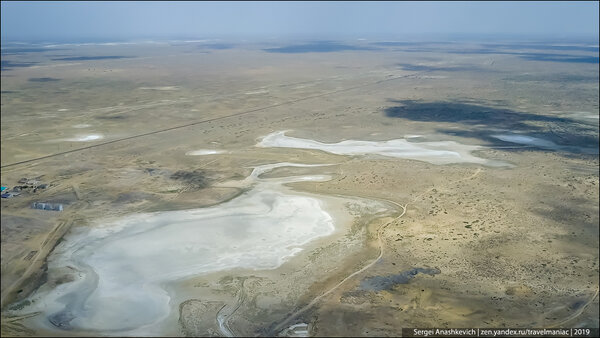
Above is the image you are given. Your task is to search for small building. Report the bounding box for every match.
[31,202,63,211]
[282,323,310,337]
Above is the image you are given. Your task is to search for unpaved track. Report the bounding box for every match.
[268,168,482,335]
[268,200,406,336]
[1,73,416,169]
[0,218,74,309]
[1,198,88,310]
[216,279,246,337]
[549,286,599,328]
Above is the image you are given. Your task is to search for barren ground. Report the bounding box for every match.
[1,40,598,336]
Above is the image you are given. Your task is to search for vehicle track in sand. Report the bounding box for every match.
[548,286,599,328]
[0,215,77,310]
[216,278,246,337]
[268,167,482,336]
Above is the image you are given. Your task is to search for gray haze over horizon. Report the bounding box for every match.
[1,1,599,43]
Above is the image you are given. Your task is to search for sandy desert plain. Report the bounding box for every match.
[0,39,598,336]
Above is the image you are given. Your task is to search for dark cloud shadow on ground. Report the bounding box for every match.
[1,47,69,55]
[198,43,235,50]
[50,56,133,61]
[380,41,599,64]
[396,63,484,72]
[384,100,599,154]
[263,41,378,53]
[360,267,441,291]
[371,41,452,47]
[480,43,599,53]
[1,60,38,71]
[397,47,599,64]
[28,77,61,82]
[517,53,599,64]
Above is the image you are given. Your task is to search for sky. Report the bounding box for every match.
[1,1,599,42]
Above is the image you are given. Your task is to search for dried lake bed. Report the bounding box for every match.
[8,128,591,335]
[7,162,393,336]
[1,39,598,336]
[258,130,510,166]
[7,126,513,335]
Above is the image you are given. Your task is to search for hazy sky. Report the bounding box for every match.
[1,1,598,42]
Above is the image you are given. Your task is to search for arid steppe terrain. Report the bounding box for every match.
[1,39,598,336]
